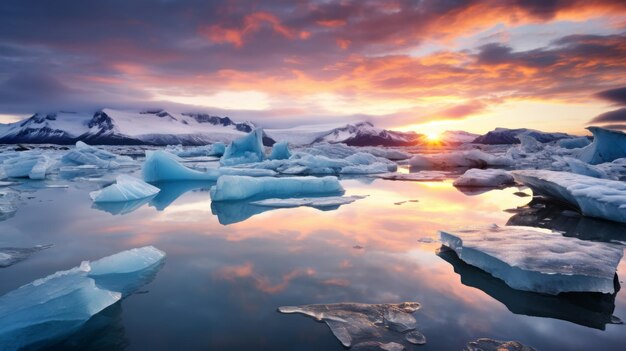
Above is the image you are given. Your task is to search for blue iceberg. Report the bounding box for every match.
[220,129,265,166]
[268,141,291,160]
[579,127,626,164]
[209,175,344,201]
[0,246,165,351]
[90,175,160,203]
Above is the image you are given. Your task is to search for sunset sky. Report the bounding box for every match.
[1,0,626,135]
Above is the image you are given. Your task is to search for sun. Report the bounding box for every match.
[425,131,440,142]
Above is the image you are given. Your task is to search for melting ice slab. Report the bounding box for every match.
[278,302,425,350]
[0,245,52,268]
[464,338,536,351]
[512,170,626,224]
[0,246,165,351]
[453,168,514,188]
[251,195,366,208]
[210,175,344,201]
[90,174,160,203]
[439,225,623,294]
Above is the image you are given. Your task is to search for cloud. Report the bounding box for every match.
[596,87,626,105]
[589,107,626,123]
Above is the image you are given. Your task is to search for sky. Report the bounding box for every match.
[1,0,626,135]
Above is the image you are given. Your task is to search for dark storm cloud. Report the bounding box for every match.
[590,107,626,123]
[596,87,626,105]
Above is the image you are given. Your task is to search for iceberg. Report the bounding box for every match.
[210,175,344,201]
[0,246,165,351]
[579,127,626,164]
[142,151,218,182]
[220,128,266,166]
[62,141,133,169]
[439,248,621,330]
[409,149,512,169]
[90,175,160,203]
[562,157,609,179]
[558,137,591,149]
[512,170,626,224]
[453,168,515,188]
[0,152,54,180]
[278,302,425,350]
[516,134,543,153]
[0,245,52,268]
[439,225,623,294]
[251,195,366,208]
[464,338,536,351]
[268,141,291,160]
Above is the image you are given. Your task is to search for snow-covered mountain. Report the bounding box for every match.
[266,122,422,146]
[0,109,263,146]
[472,128,575,144]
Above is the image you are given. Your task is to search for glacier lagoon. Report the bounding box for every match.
[0,146,626,350]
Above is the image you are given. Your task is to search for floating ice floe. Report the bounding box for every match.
[409,149,512,169]
[299,142,411,161]
[439,225,623,294]
[268,141,291,160]
[220,128,266,166]
[90,174,160,203]
[512,170,626,224]
[453,168,515,188]
[278,302,425,350]
[464,338,536,351]
[251,195,366,208]
[142,150,275,182]
[0,189,18,222]
[0,152,55,180]
[0,245,52,268]
[166,142,226,157]
[558,136,591,149]
[579,127,626,164]
[373,171,449,181]
[439,247,622,330]
[62,141,133,169]
[210,175,344,201]
[0,246,165,351]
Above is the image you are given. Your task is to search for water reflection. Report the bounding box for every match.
[506,197,626,244]
[438,247,621,330]
[92,196,157,216]
[149,181,213,211]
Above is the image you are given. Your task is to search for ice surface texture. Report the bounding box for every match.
[0,152,54,180]
[464,338,536,351]
[0,245,52,268]
[278,302,425,350]
[220,128,265,166]
[512,170,626,224]
[62,141,133,169]
[0,246,165,351]
[453,168,514,188]
[251,195,366,208]
[558,137,591,149]
[90,175,160,203]
[409,149,512,169]
[579,127,626,164]
[439,225,623,294]
[210,175,344,201]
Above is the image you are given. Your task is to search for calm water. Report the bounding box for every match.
[1,165,626,350]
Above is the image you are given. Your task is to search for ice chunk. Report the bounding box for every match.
[278,302,424,349]
[439,225,623,294]
[464,338,536,351]
[172,142,226,157]
[439,247,621,329]
[0,152,54,180]
[142,150,218,182]
[0,245,52,268]
[563,157,609,179]
[0,246,165,351]
[340,163,390,174]
[409,149,512,169]
[251,195,366,208]
[559,137,591,149]
[374,171,448,182]
[579,127,626,164]
[268,141,291,160]
[453,168,515,188]
[516,134,543,153]
[220,128,265,166]
[512,170,626,224]
[62,141,133,169]
[210,175,344,201]
[90,175,160,203]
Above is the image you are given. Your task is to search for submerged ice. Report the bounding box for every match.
[0,246,165,351]
[278,302,425,350]
[439,225,623,294]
